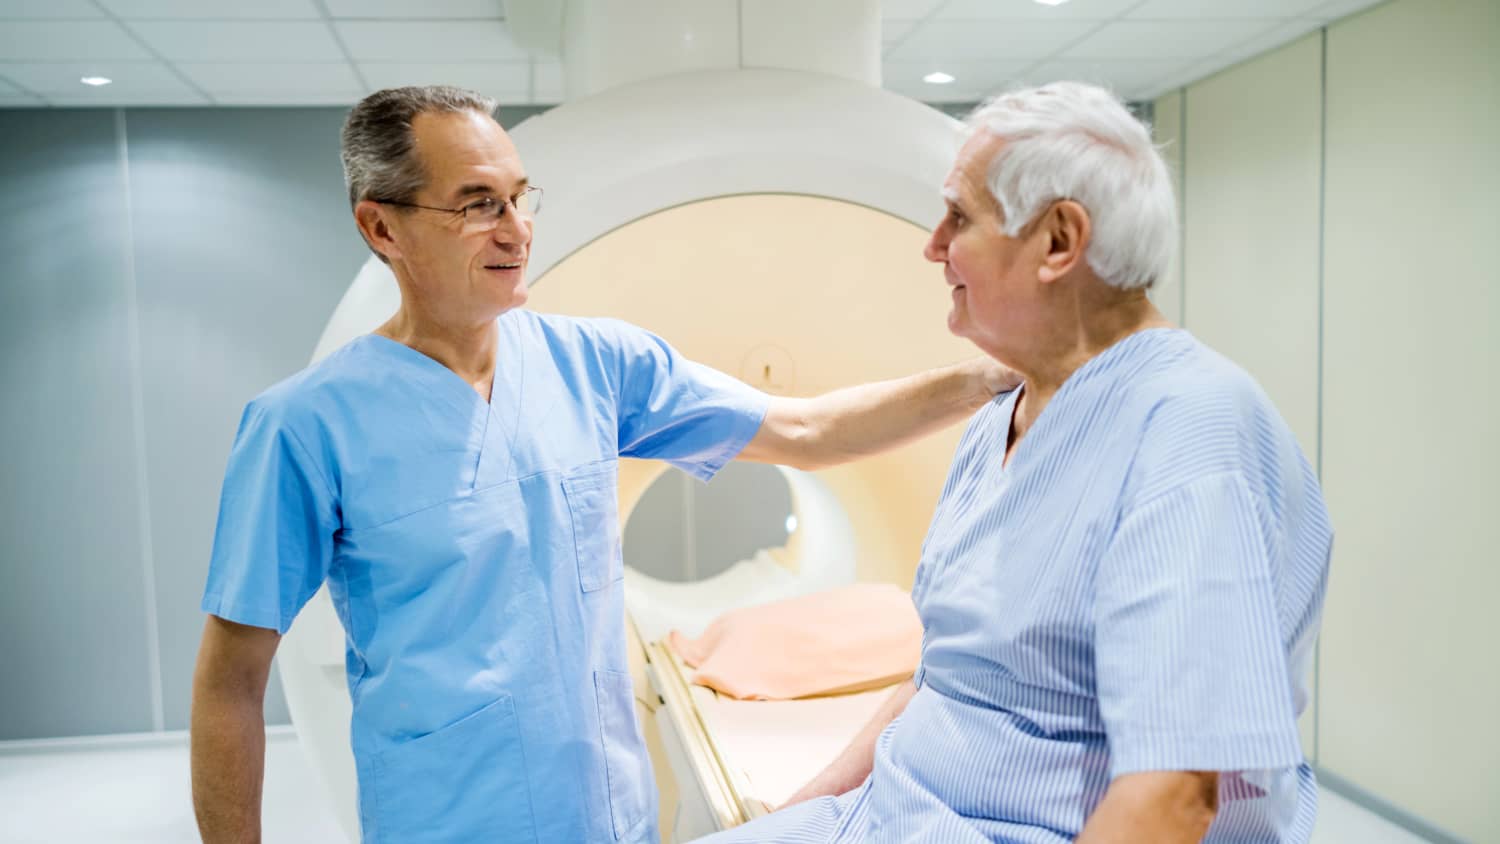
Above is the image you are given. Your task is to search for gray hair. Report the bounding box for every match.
[340,85,498,210]
[965,82,1177,291]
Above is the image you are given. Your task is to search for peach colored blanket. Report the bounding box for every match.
[666,583,922,700]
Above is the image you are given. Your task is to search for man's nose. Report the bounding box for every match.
[492,205,531,246]
[923,227,947,263]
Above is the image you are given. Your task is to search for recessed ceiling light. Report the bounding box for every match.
[923,71,955,85]
[80,76,112,86]
[1034,0,1070,6]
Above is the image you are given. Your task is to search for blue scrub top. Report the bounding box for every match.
[203,308,769,843]
[705,328,1332,843]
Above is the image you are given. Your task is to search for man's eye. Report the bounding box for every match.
[467,198,499,214]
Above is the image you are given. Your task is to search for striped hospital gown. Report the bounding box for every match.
[701,328,1333,843]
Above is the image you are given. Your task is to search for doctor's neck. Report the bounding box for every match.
[375,304,500,384]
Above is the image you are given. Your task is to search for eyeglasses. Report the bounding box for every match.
[376,185,543,230]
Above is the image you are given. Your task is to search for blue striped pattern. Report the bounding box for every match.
[701,329,1332,843]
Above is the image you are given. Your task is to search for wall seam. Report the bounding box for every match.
[1178,88,1187,326]
[1313,23,1329,768]
[116,107,166,733]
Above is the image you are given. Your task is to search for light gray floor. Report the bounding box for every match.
[0,729,341,844]
[0,730,1435,843]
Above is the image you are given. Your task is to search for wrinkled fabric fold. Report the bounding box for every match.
[668,583,922,700]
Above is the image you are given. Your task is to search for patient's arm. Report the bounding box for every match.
[778,678,918,809]
[739,357,1019,471]
[1075,770,1219,843]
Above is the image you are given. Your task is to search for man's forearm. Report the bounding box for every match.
[781,679,918,808]
[752,357,1011,470]
[191,687,268,844]
[1076,771,1219,844]
[801,358,1004,467]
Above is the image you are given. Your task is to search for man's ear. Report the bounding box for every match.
[1037,200,1091,285]
[354,200,403,262]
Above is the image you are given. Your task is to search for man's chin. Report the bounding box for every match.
[481,267,528,298]
[497,289,529,316]
[946,308,969,338]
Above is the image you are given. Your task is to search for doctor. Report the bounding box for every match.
[188,85,1015,844]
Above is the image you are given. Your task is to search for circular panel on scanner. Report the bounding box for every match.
[624,462,794,584]
[526,193,976,588]
[623,462,800,643]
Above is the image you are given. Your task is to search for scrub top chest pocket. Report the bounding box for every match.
[563,462,623,593]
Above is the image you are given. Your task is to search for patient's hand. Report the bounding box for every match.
[778,772,840,810]
[777,759,864,810]
[776,679,917,812]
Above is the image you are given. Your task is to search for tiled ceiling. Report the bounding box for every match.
[883,0,1385,103]
[0,0,559,107]
[0,0,1385,108]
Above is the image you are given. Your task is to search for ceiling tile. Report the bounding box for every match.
[883,59,1034,94]
[0,21,151,60]
[358,61,529,99]
[887,18,1099,62]
[95,0,321,18]
[1064,19,1280,59]
[940,0,1142,21]
[0,60,192,94]
[1137,17,1328,98]
[880,0,946,18]
[0,0,105,19]
[1127,0,1330,18]
[1223,18,1324,59]
[178,62,361,95]
[0,60,204,104]
[1162,18,1320,85]
[0,94,45,105]
[335,20,528,62]
[324,0,506,18]
[1145,56,1228,98]
[1022,58,1192,100]
[129,21,346,62]
[1306,0,1385,22]
[886,80,989,105]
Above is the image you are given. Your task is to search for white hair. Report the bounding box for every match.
[964,81,1176,290]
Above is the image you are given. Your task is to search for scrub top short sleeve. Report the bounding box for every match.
[201,397,340,634]
[600,319,770,480]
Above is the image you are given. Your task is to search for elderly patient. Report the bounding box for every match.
[701,82,1332,843]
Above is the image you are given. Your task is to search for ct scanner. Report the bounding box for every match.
[276,2,984,839]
